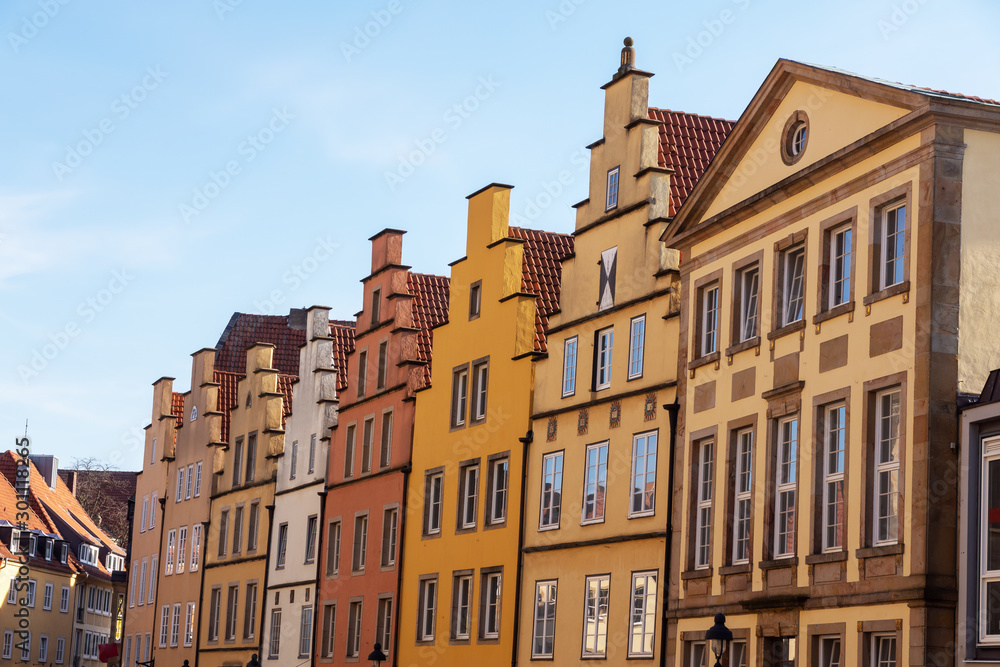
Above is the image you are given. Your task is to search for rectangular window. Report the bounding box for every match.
[878,203,906,290]
[177,526,187,573]
[452,573,473,640]
[767,637,797,667]
[148,557,157,604]
[418,578,438,642]
[176,469,184,503]
[371,287,382,325]
[872,635,896,667]
[243,582,257,639]
[276,523,288,568]
[562,337,578,397]
[540,452,564,529]
[627,315,646,379]
[191,525,201,570]
[381,508,398,567]
[629,571,657,657]
[232,437,244,487]
[595,327,613,390]
[57,636,65,664]
[165,530,176,575]
[424,472,444,535]
[532,580,557,658]
[218,510,229,558]
[775,417,799,558]
[344,424,356,478]
[2,630,10,659]
[606,166,620,211]
[487,457,509,525]
[170,603,181,647]
[875,389,901,545]
[452,367,469,427]
[736,264,760,343]
[194,461,203,497]
[246,433,257,483]
[630,431,657,517]
[818,635,842,667]
[140,497,148,533]
[471,360,489,422]
[480,570,502,640]
[43,583,52,610]
[380,411,393,469]
[823,404,847,551]
[780,244,806,327]
[185,464,193,499]
[290,440,299,480]
[184,602,196,646]
[226,584,238,640]
[459,463,479,530]
[829,224,852,308]
[731,639,748,667]
[361,417,374,474]
[247,501,259,552]
[469,281,482,319]
[268,609,281,657]
[695,440,714,569]
[733,429,754,564]
[36,635,46,662]
[377,597,393,656]
[321,604,336,658]
[232,506,244,555]
[582,442,609,523]
[159,605,169,647]
[582,575,609,657]
[353,514,368,572]
[357,350,368,398]
[298,606,313,659]
[347,601,363,658]
[208,588,221,641]
[308,434,317,474]
[327,520,342,575]
[981,438,1000,643]
[151,436,157,464]
[377,340,388,390]
[305,515,318,564]
[60,586,69,613]
[700,283,720,355]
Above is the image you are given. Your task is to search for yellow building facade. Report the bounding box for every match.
[517,41,731,664]
[397,185,571,667]
[199,343,289,667]
[663,60,1000,666]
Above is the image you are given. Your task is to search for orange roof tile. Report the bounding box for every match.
[214,370,242,443]
[215,312,306,376]
[407,272,451,387]
[509,227,575,353]
[647,108,735,217]
[329,322,357,393]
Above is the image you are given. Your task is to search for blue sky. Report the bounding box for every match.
[3,0,999,470]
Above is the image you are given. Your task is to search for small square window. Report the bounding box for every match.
[606,166,620,211]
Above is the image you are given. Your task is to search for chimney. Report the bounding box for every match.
[29,454,59,490]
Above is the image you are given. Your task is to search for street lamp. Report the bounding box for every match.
[367,642,387,667]
[705,613,733,667]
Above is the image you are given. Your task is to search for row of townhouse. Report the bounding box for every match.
[0,451,127,667]
[121,39,1000,667]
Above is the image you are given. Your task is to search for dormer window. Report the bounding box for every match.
[78,544,99,565]
[606,166,620,211]
[10,529,20,553]
[60,543,68,564]
[44,539,53,560]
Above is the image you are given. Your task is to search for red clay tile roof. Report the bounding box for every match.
[278,374,296,427]
[648,108,736,217]
[214,370,242,443]
[509,227,575,353]
[215,313,306,376]
[171,392,185,420]
[407,273,451,387]
[329,322,357,392]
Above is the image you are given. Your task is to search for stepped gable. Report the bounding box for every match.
[407,272,451,387]
[509,227,575,353]
[215,312,306,376]
[648,108,735,217]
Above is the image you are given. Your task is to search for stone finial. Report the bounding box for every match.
[617,36,635,77]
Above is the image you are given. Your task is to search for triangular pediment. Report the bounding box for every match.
[664,59,932,244]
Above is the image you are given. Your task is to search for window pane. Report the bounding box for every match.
[988,459,1000,571]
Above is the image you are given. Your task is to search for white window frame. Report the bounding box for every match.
[695,440,714,569]
[879,202,906,291]
[38,635,48,662]
[472,362,488,422]
[56,636,65,664]
[419,578,437,642]
[453,574,473,641]
[184,602,196,647]
[60,585,70,613]
[872,633,896,667]
[733,429,754,565]
[149,491,156,530]
[305,515,318,564]
[425,472,444,535]
[175,469,183,503]
[823,404,847,552]
[170,602,181,647]
[190,525,201,571]
[775,417,799,558]
[481,571,502,640]
[980,436,1000,644]
[531,580,557,659]
[352,514,368,572]
[595,328,613,390]
[380,411,393,469]
[628,314,645,379]
[140,497,148,533]
[874,388,901,546]
[829,224,852,309]
[781,245,805,326]
[539,451,563,530]
[268,609,281,657]
[347,600,363,658]
[185,463,193,499]
[43,582,53,610]
[459,464,479,530]
[361,417,374,474]
[488,458,508,525]
[562,336,578,397]
[452,368,469,427]
[2,630,11,660]
[700,283,720,355]
[819,635,842,667]
[629,571,657,658]
[582,442,609,524]
[177,526,187,573]
[299,605,313,659]
[328,520,342,575]
[737,264,759,343]
[582,574,609,658]
[630,431,657,518]
[194,461,203,497]
[165,529,176,575]
[382,507,398,567]
[138,559,147,605]
[606,166,620,211]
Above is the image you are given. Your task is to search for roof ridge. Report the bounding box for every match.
[648,106,737,124]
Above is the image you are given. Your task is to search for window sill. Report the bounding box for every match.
[766,319,805,342]
[813,301,855,325]
[718,563,751,576]
[580,518,606,527]
[725,337,760,358]
[455,525,478,536]
[420,532,442,541]
[483,519,508,531]
[856,543,903,559]
[687,350,720,371]
[537,524,560,532]
[758,556,798,570]
[681,567,713,581]
[804,550,847,565]
[863,280,910,307]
